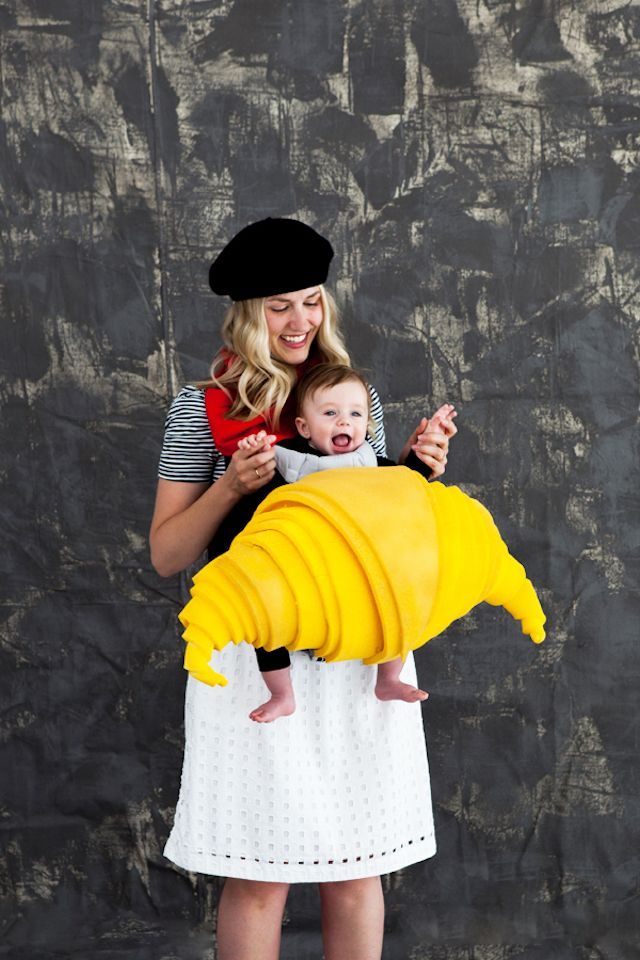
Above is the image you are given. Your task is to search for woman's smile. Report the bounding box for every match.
[280,332,310,349]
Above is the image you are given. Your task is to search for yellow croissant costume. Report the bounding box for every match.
[179,467,546,687]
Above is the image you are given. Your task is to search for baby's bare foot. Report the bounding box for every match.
[249,692,296,723]
[375,680,429,703]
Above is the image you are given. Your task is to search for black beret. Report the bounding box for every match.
[209,217,334,301]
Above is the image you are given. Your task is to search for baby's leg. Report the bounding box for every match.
[375,658,428,703]
[250,647,296,722]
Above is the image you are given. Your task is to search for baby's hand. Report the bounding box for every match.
[427,403,457,434]
[237,431,276,451]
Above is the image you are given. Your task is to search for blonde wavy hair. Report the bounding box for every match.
[201,286,351,430]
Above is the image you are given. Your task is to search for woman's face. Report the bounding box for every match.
[264,287,324,365]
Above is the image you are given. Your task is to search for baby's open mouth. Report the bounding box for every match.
[332,434,352,449]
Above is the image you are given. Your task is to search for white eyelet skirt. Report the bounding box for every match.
[164,644,436,882]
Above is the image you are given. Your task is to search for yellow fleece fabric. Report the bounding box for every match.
[179,467,546,687]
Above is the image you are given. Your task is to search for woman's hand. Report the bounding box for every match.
[400,403,458,479]
[225,431,278,495]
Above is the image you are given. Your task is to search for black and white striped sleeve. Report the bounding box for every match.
[158,385,226,483]
[367,384,387,458]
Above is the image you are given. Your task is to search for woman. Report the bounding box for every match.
[150,218,457,960]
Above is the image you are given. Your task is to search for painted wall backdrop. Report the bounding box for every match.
[1,1,639,957]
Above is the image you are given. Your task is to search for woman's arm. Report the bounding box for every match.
[150,474,239,577]
[150,434,277,577]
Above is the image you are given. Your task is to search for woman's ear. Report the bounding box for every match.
[295,416,311,439]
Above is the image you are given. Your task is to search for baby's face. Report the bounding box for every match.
[295,381,369,456]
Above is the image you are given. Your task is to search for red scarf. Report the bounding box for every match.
[204,351,319,455]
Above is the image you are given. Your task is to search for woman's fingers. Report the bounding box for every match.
[413,446,448,466]
[229,436,277,493]
[412,433,449,479]
[403,405,457,474]
[241,446,276,478]
[413,433,448,456]
[408,417,428,446]
[413,448,448,479]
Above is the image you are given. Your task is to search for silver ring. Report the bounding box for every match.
[255,468,261,479]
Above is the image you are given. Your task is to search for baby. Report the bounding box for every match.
[237,364,456,722]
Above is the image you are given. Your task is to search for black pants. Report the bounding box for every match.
[256,646,291,672]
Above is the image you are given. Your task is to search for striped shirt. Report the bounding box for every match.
[158,384,387,483]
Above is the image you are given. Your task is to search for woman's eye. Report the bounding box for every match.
[305,301,320,308]
[270,306,288,313]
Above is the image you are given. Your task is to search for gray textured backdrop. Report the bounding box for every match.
[1,1,639,958]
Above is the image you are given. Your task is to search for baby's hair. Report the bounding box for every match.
[295,364,376,439]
